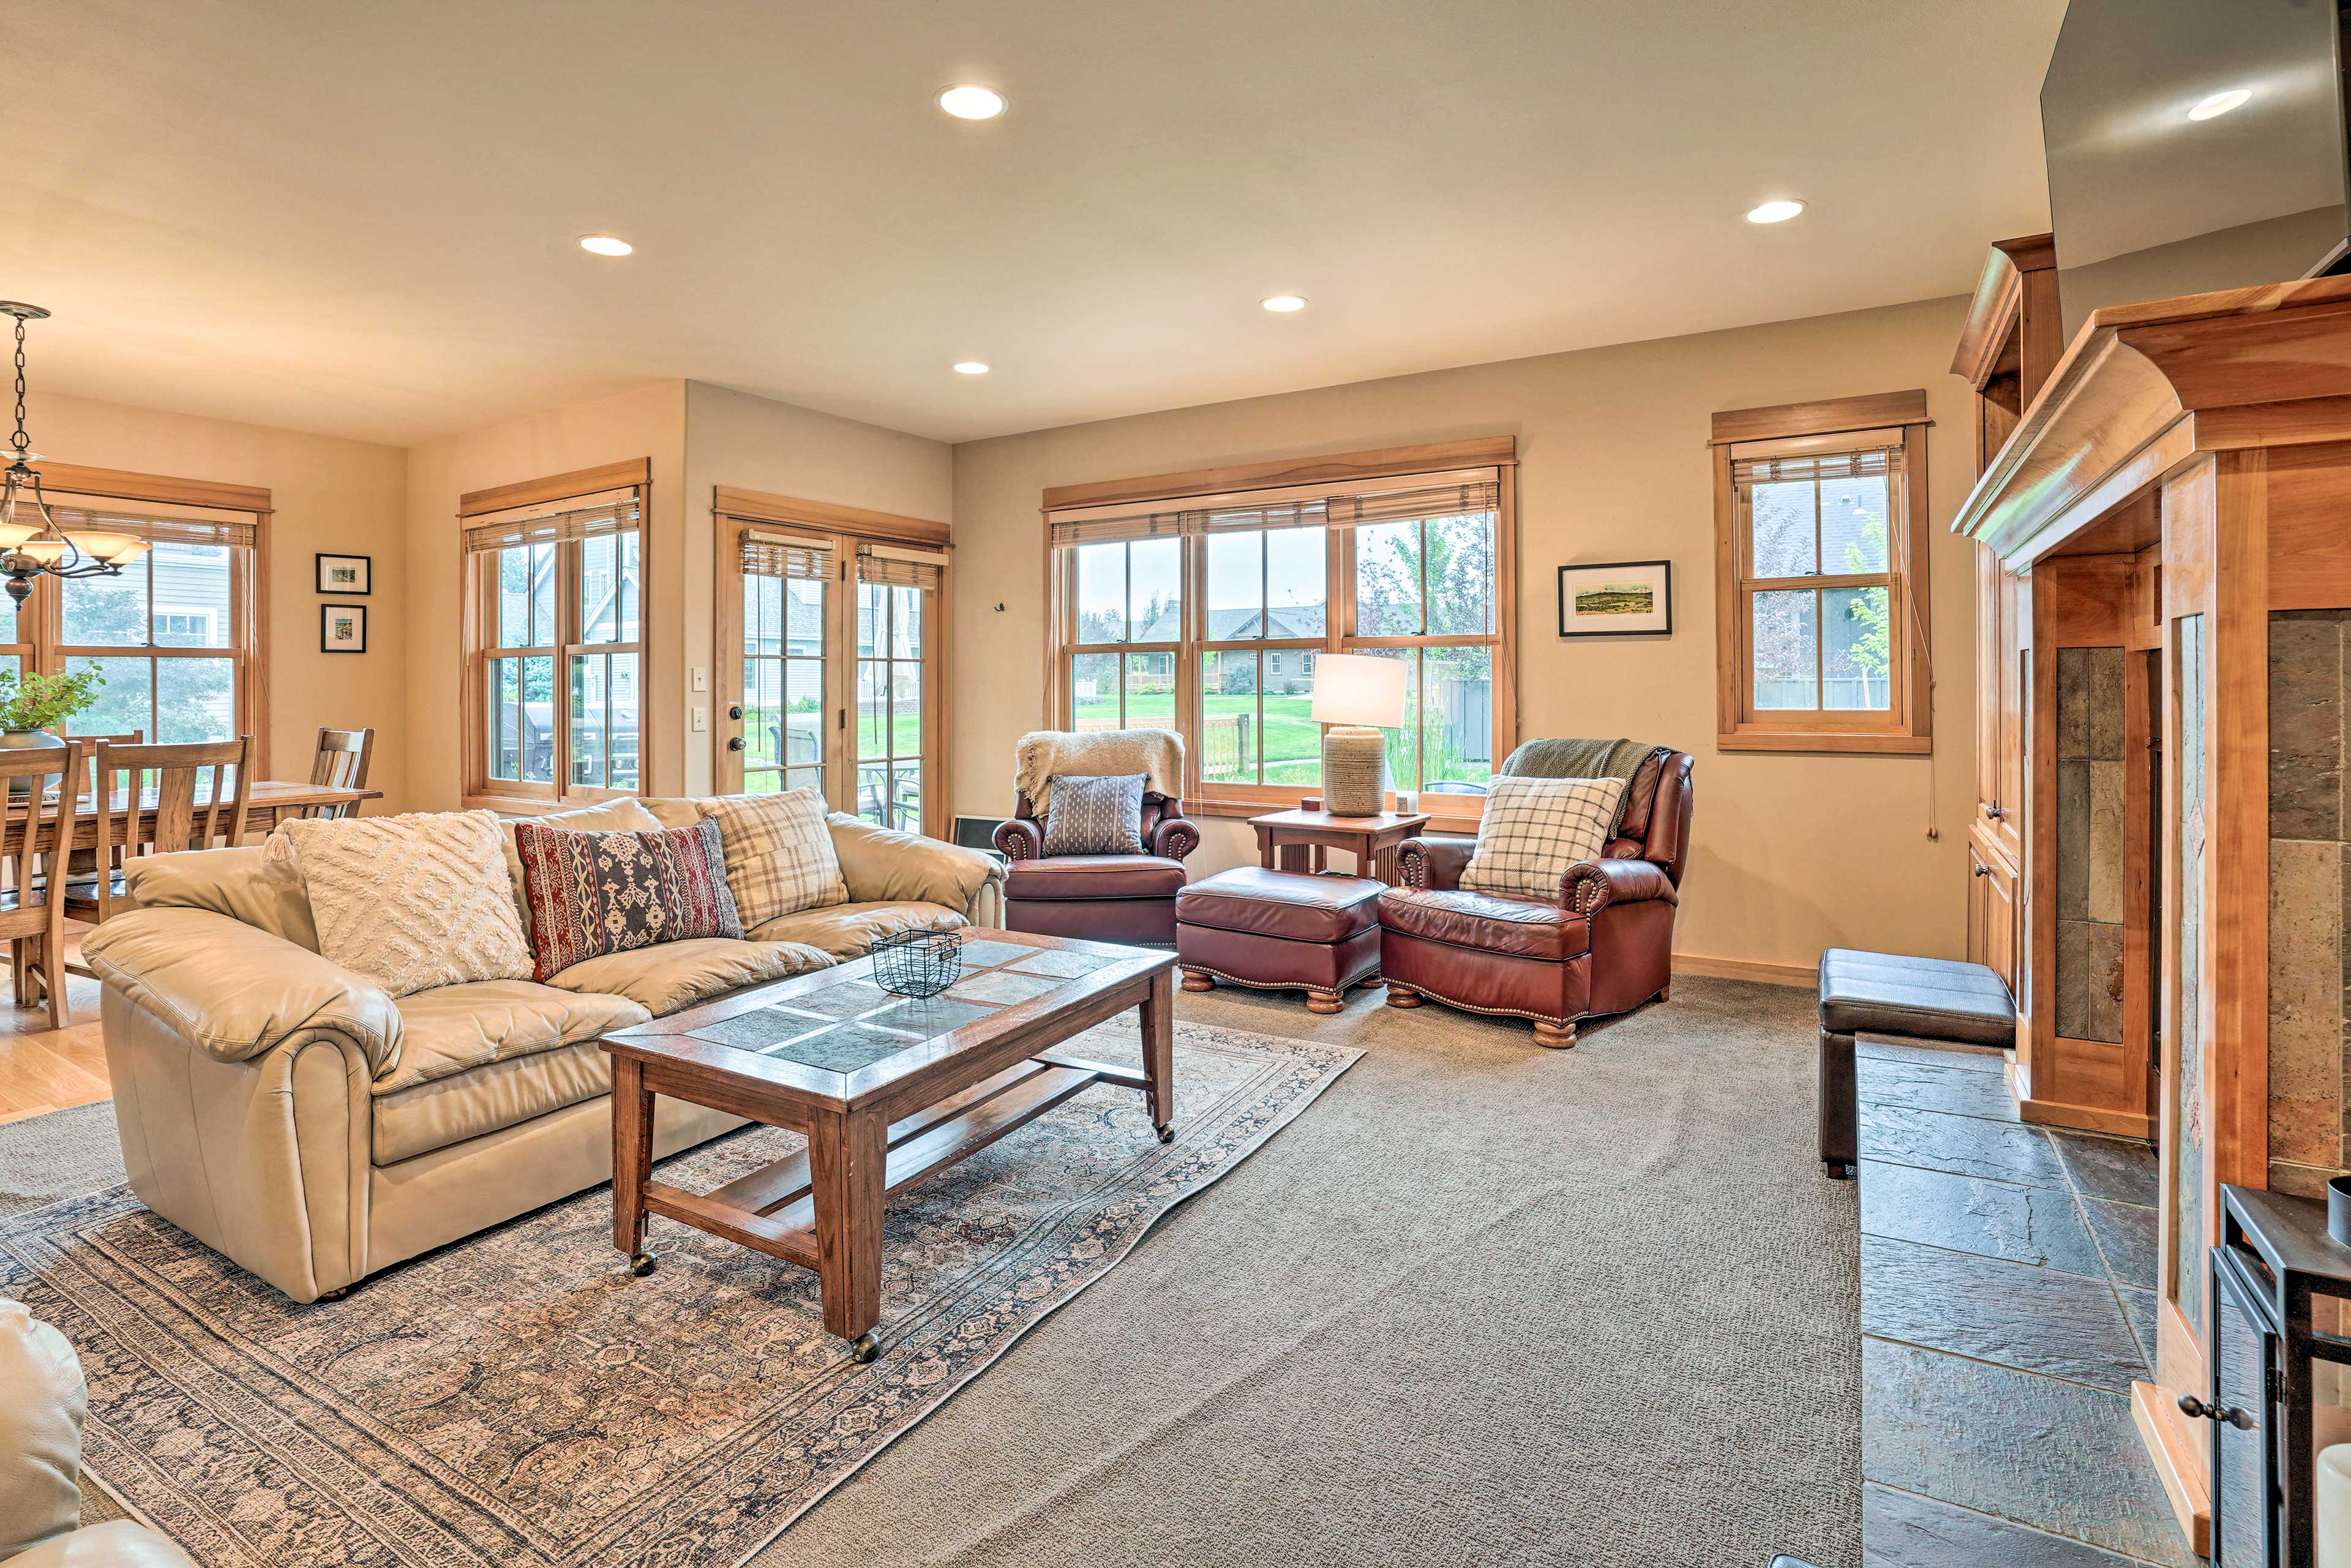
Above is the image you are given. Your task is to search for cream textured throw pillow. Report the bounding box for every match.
[1460,775,1629,901]
[271,811,534,997]
[695,787,850,928]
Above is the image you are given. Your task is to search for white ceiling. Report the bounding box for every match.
[3,1,2064,449]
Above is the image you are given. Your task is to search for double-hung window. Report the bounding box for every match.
[1712,393,1932,752]
[1044,440,1517,825]
[462,473,645,805]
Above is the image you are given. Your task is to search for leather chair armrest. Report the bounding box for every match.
[78,907,402,1078]
[1561,858,1678,916]
[1149,815,1199,861]
[1397,835,1473,890]
[993,817,1043,862]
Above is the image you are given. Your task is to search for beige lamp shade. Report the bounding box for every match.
[1311,653,1407,729]
[1312,653,1404,815]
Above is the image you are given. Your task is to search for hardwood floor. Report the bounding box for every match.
[0,932,109,1125]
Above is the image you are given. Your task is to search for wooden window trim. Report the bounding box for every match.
[711,492,953,838]
[460,460,651,813]
[1711,396,1932,756]
[1042,440,1517,830]
[31,465,269,771]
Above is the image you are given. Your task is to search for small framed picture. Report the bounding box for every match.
[321,604,368,653]
[1558,560,1673,637]
[315,553,371,595]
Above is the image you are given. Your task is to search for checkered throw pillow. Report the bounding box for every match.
[694,787,849,928]
[1042,773,1146,856]
[1460,775,1629,901]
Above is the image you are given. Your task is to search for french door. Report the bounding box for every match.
[718,516,946,836]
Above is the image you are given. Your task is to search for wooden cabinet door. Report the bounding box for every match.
[1969,841,2019,994]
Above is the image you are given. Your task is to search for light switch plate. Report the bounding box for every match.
[691,706,708,732]
[691,667,708,692]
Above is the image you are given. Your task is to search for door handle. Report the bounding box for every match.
[726,737,746,752]
[2178,1395,2255,1430]
[1973,864,1990,878]
[727,703,743,721]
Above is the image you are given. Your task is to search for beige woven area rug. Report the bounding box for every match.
[1,1018,1357,1568]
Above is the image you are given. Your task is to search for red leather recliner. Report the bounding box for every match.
[994,790,1199,945]
[1378,748,1693,1047]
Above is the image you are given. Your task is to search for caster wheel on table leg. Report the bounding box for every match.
[1156,1123,1175,1144]
[629,1251,658,1277]
[850,1332,880,1364]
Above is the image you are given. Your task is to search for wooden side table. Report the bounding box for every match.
[1250,808,1430,885]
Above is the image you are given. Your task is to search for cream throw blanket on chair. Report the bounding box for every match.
[1014,728,1184,815]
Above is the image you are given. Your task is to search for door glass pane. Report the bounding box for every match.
[891,662,921,755]
[784,766,824,796]
[784,655,823,771]
[1354,521,1422,636]
[1265,528,1325,636]
[1201,650,1259,785]
[1823,587,1891,711]
[1750,481,1817,577]
[1425,514,1494,636]
[1074,542,1126,642]
[1753,589,1818,711]
[61,555,148,647]
[893,760,921,833]
[156,658,235,744]
[491,658,520,778]
[857,762,889,827]
[743,658,778,771]
[744,574,781,656]
[891,584,921,659]
[1122,652,1172,732]
[67,656,152,740]
[149,544,231,648]
[609,651,639,789]
[570,655,608,787]
[1071,652,1119,732]
[858,660,886,758]
[1821,476,1889,574]
[519,655,555,782]
[1421,645,1494,789]
[1128,538,1180,642]
[742,768,782,796]
[787,579,823,655]
[1205,530,1261,639]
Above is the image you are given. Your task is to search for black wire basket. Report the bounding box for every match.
[871,928,965,999]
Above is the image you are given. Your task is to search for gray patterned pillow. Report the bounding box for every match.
[1043,773,1147,857]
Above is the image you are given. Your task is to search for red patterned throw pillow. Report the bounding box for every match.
[512,818,745,981]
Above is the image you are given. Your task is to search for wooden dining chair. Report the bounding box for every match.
[65,737,254,927]
[304,726,375,819]
[0,741,84,1027]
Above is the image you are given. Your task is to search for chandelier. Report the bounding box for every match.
[0,303,150,606]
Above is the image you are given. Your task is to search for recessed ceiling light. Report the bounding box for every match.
[1261,294,1308,312]
[579,234,633,257]
[937,85,1005,120]
[1744,200,1805,225]
[953,361,991,375]
[2188,88,2252,121]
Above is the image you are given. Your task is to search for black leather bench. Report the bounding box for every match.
[1817,948,2016,1179]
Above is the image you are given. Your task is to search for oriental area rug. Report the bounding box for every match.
[0,1018,1358,1568]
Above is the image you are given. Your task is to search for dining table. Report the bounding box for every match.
[4,778,384,853]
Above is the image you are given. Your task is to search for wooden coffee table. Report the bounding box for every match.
[599,929,1179,1361]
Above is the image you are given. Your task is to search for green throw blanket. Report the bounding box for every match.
[1495,737,1662,833]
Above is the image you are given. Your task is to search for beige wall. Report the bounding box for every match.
[679,381,953,794]
[950,294,1979,973]
[403,381,688,811]
[27,390,409,808]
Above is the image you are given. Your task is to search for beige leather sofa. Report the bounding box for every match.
[1,1299,195,1567]
[79,801,1004,1304]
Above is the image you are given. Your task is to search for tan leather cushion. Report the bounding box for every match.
[636,797,702,831]
[748,899,965,958]
[1,1519,200,1568]
[826,813,1002,912]
[380,981,648,1095]
[496,798,665,935]
[544,937,831,1016]
[0,1300,83,1561]
[1378,887,1590,962]
[121,846,320,951]
[373,1040,619,1166]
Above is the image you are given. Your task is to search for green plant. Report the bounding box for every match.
[0,666,107,733]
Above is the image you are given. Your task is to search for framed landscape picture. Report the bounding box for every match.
[315,552,371,595]
[321,604,367,653]
[1558,560,1671,637]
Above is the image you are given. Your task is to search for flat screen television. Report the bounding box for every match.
[2042,0,2351,334]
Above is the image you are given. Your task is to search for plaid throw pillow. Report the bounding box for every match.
[1460,775,1629,901]
[1043,773,1146,856]
[513,818,744,981]
[694,787,849,928]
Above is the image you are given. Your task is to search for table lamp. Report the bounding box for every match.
[1311,653,1406,816]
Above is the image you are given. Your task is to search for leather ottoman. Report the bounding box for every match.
[1175,867,1384,1014]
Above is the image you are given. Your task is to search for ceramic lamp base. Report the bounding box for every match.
[1320,726,1387,816]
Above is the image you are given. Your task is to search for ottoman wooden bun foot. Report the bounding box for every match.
[1384,983,1422,1008]
[1180,969,1215,993]
[1307,988,1343,1015]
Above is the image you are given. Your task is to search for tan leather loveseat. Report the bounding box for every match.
[78,800,1005,1305]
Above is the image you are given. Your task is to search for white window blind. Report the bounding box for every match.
[463,497,641,555]
[43,504,257,550]
[739,530,833,581]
